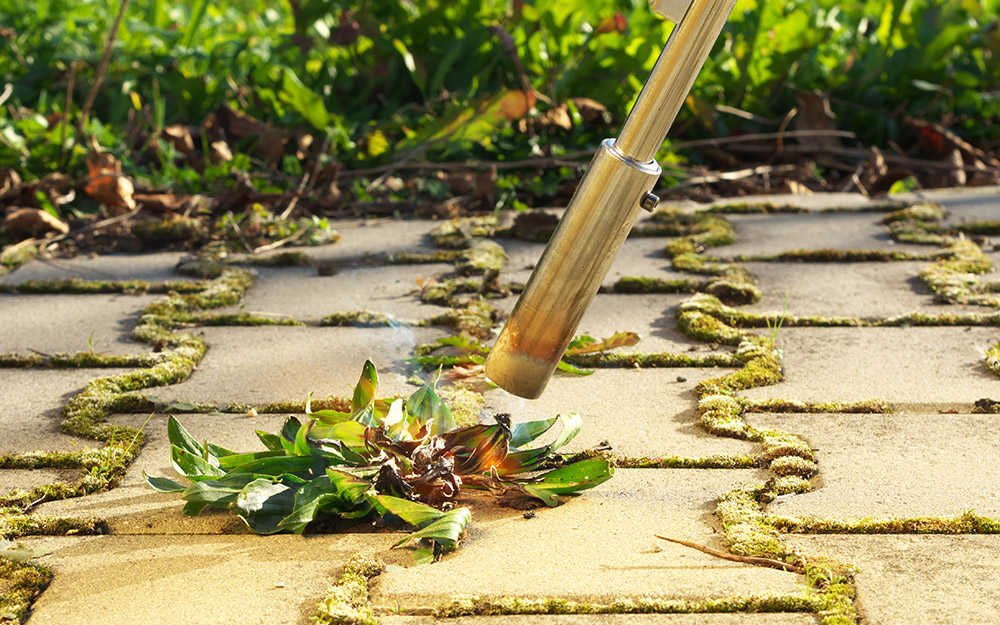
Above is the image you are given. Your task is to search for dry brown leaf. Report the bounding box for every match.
[163,124,197,156]
[569,97,611,125]
[209,140,233,164]
[133,193,192,214]
[2,207,70,236]
[84,150,137,215]
[794,90,840,154]
[0,167,21,199]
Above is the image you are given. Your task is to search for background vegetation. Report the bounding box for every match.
[0,0,998,253]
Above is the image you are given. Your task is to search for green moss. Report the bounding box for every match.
[736,248,931,262]
[973,398,1000,414]
[772,510,1000,534]
[239,251,311,267]
[704,202,808,214]
[427,301,497,340]
[986,343,1000,378]
[562,351,743,368]
[456,240,506,278]
[0,353,42,368]
[957,220,1000,236]
[430,216,499,248]
[2,277,207,295]
[743,398,893,414]
[769,456,818,478]
[433,594,815,617]
[314,553,385,625]
[0,512,109,540]
[0,557,52,623]
[322,311,397,327]
[611,276,703,293]
[676,309,743,345]
[437,383,484,428]
[49,352,163,368]
[182,312,304,326]
[132,216,205,243]
[388,250,463,264]
[565,450,761,469]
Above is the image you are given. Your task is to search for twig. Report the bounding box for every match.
[0,83,12,108]
[278,173,309,221]
[714,104,778,126]
[660,164,798,192]
[60,62,78,160]
[252,227,307,255]
[775,108,798,153]
[654,534,804,574]
[79,0,132,133]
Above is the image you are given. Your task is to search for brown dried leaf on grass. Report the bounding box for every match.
[84,149,137,215]
[2,207,70,236]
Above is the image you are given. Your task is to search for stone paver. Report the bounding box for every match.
[712,212,933,258]
[0,469,85,497]
[0,369,131,452]
[0,252,189,285]
[23,533,398,625]
[230,263,454,321]
[741,261,971,318]
[738,327,1000,409]
[485,369,752,458]
[381,616,819,624]
[5,188,1000,625]
[784,535,1000,625]
[372,470,803,611]
[152,326,449,405]
[745,413,1000,519]
[0,294,155,354]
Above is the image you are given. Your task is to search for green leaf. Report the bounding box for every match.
[548,412,582,452]
[182,473,260,509]
[309,420,369,450]
[510,417,559,449]
[216,450,287,470]
[406,381,456,436]
[351,360,379,425]
[223,454,321,477]
[326,468,373,504]
[373,495,444,528]
[232,478,297,534]
[393,506,472,551]
[565,331,639,355]
[294,419,314,456]
[256,430,285,452]
[144,472,186,493]
[281,416,302,444]
[170,445,225,479]
[495,446,551,476]
[555,359,594,375]
[279,66,330,130]
[182,500,209,516]
[167,416,203,457]
[530,458,614,496]
[0,540,52,563]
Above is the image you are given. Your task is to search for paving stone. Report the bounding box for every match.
[737,327,1000,409]
[485,369,752,458]
[33,413,292,535]
[233,264,454,321]
[741,261,974,318]
[904,188,1000,227]
[23,533,397,625]
[152,326,449,405]
[0,469,86,496]
[381,616,819,625]
[0,252,189,285]
[744,413,1000,519]
[784,534,1000,625]
[711,213,933,258]
[0,369,131,453]
[0,294,156,354]
[372,470,803,610]
[297,218,441,263]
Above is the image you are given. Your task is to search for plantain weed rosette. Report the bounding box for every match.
[146,360,612,563]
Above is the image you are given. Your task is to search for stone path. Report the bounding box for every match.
[2,187,999,625]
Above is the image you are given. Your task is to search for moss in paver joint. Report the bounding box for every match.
[0,277,208,295]
[388,250,463,264]
[611,276,703,293]
[734,248,933,263]
[986,343,1000,378]
[431,594,816,617]
[0,557,52,623]
[322,311,398,328]
[314,553,385,625]
[0,353,42,368]
[957,220,1000,236]
[0,243,38,275]
[562,449,762,469]
[562,351,743,368]
[703,202,812,214]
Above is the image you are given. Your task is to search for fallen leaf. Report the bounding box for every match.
[163,124,197,156]
[85,150,137,215]
[569,97,611,125]
[2,207,70,236]
[794,89,840,154]
[209,140,233,164]
[134,193,192,214]
[0,167,21,199]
